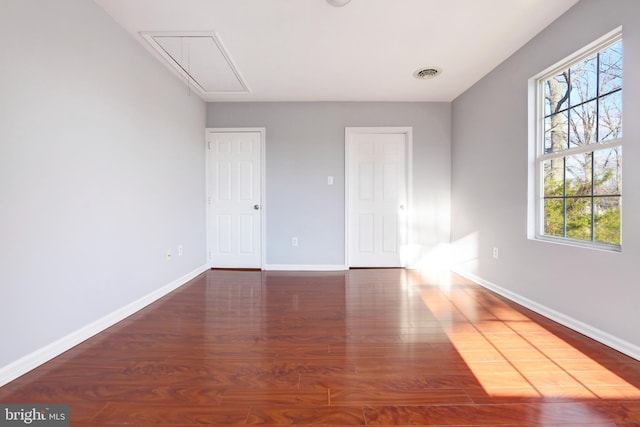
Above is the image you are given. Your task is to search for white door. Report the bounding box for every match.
[346,129,409,267]
[207,130,263,268]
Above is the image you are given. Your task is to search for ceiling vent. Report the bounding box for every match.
[326,0,352,6]
[413,67,442,80]
[141,32,249,97]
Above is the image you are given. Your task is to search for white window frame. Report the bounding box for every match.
[529,27,623,252]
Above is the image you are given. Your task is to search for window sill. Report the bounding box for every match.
[533,235,622,253]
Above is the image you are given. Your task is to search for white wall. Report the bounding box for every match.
[0,0,207,377]
[207,102,451,269]
[451,0,640,355]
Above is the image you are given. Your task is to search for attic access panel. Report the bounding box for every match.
[141,32,249,96]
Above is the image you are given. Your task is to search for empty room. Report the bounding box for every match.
[2,0,640,425]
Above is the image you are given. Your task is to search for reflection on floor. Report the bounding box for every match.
[1,269,640,425]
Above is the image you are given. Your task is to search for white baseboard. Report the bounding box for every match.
[453,269,640,362]
[264,264,348,271]
[0,264,209,387]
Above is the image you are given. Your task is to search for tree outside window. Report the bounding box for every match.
[539,36,622,248]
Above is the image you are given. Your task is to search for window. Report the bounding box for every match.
[534,31,622,250]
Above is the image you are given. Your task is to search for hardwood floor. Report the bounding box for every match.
[2,269,640,426]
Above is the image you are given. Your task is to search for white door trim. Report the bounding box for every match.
[344,127,413,268]
[205,127,266,269]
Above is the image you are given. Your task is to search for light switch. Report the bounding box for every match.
[328,176,334,185]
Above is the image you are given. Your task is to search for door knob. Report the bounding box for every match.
[254,204,260,210]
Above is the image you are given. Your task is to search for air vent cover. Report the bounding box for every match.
[141,32,249,96]
[413,67,442,79]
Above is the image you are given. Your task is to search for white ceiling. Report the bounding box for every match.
[94,0,579,102]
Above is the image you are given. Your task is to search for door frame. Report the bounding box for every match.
[205,127,266,269]
[344,127,413,268]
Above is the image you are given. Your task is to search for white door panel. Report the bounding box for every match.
[347,130,409,267]
[207,131,262,268]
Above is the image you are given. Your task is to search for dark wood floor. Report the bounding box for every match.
[2,269,640,426]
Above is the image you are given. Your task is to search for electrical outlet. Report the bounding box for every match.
[166,250,172,261]
[492,247,499,260]
[292,237,298,247]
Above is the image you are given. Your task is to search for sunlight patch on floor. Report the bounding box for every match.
[418,278,640,400]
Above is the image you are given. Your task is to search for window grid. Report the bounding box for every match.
[536,33,622,250]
